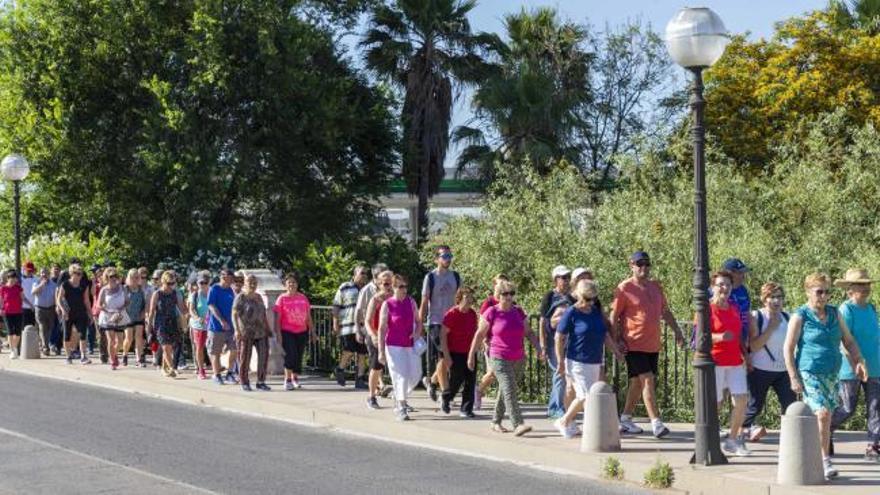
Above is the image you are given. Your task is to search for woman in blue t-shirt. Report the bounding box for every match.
[784,272,866,480]
[553,279,621,438]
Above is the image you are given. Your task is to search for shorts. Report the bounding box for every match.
[207,329,235,355]
[339,334,367,355]
[127,321,145,328]
[100,325,126,333]
[366,337,384,371]
[565,359,602,400]
[626,351,659,378]
[22,308,35,327]
[64,315,90,342]
[427,324,443,363]
[191,328,207,347]
[715,364,748,402]
[3,314,23,336]
[800,370,840,413]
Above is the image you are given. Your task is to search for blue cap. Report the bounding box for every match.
[722,258,749,272]
[630,251,650,263]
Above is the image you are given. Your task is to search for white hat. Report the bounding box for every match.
[551,265,571,279]
[572,267,593,280]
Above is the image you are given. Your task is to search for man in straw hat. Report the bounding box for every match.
[831,268,880,460]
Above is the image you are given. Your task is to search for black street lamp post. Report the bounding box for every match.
[665,7,730,466]
[1,154,30,276]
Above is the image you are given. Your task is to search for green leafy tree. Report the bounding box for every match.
[0,0,396,265]
[360,0,492,244]
[453,8,591,184]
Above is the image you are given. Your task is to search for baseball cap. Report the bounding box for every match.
[630,251,650,263]
[722,258,749,272]
[23,261,35,271]
[151,269,164,279]
[551,265,572,279]
[572,267,592,280]
[90,263,102,273]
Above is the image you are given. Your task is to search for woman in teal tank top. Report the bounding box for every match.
[784,273,866,479]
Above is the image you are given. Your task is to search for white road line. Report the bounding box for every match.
[0,425,217,494]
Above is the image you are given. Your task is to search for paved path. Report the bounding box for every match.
[0,372,644,495]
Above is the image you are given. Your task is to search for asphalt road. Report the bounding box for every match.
[0,371,645,495]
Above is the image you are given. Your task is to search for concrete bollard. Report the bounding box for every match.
[581,381,621,453]
[20,325,41,359]
[777,401,825,486]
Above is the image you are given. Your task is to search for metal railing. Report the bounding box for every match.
[305,306,695,417]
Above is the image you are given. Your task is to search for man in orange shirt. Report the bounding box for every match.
[611,251,684,438]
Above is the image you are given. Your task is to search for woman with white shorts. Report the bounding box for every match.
[553,279,620,438]
[706,270,750,457]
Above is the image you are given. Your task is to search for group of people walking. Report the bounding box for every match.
[0,247,877,482]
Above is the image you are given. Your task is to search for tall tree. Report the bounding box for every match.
[452,8,591,184]
[360,0,490,244]
[829,0,880,32]
[0,0,396,264]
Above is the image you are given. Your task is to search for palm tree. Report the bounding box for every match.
[361,0,493,244]
[829,0,880,33]
[452,8,591,184]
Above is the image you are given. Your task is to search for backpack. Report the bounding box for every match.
[752,309,789,362]
[427,270,461,296]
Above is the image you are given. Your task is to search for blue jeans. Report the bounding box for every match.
[546,330,566,418]
[49,313,63,349]
[743,368,796,428]
[832,377,880,443]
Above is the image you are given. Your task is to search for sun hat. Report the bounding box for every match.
[833,268,876,288]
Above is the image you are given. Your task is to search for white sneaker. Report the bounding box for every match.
[567,422,581,437]
[734,438,751,457]
[554,418,575,439]
[619,415,643,434]
[651,419,670,438]
[823,458,838,479]
[9,350,18,360]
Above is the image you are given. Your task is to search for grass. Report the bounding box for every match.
[643,460,675,489]
[601,456,625,481]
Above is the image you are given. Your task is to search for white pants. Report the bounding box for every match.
[386,345,421,402]
[565,359,603,400]
[715,364,748,402]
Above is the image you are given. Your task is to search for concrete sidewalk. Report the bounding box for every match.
[1,354,877,495]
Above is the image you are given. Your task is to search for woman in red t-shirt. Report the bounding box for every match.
[0,270,24,358]
[440,287,479,417]
[704,270,750,457]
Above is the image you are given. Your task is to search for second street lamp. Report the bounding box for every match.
[665,7,730,467]
[1,154,30,277]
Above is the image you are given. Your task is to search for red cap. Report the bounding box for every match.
[23,261,35,271]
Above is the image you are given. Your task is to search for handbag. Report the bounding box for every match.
[413,336,428,356]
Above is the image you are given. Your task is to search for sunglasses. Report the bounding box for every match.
[501,291,516,297]
[198,281,208,285]
[109,275,119,279]
[635,260,651,267]
[439,253,454,260]
[813,289,830,296]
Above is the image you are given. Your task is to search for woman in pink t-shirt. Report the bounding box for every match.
[273,274,315,390]
[378,274,423,421]
[0,270,25,358]
[468,280,542,436]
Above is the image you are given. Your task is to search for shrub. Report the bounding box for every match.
[0,230,127,271]
[643,460,674,489]
[601,456,625,481]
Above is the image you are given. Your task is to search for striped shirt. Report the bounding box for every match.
[332,281,361,336]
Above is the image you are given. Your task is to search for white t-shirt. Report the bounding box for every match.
[750,309,788,372]
[21,275,36,309]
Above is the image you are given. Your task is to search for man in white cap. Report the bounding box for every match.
[539,265,572,418]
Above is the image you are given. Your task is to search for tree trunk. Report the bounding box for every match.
[416,157,430,246]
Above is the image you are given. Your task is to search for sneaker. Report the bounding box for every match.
[10,350,18,360]
[396,408,410,421]
[366,397,380,410]
[292,378,302,389]
[513,424,533,437]
[747,425,767,443]
[285,380,295,391]
[41,348,50,357]
[554,418,575,439]
[722,438,740,455]
[241,384,253,392]
[459,411,476,418]
[334,367,346,387]
[213,374,225,385]
[354,377,368,390]
[567,422,582,437]
[652,419,670,439]
[441,400,451,414]
[421,376,431,391]
[823,457,838,479]
[429,384,439,402]
[255,383,271,391]
[865,443,880,461]
[379,384,393,397]
[168,369,177,378]
[474,389,482,410]
[403,403,415,413]
[80,357,91,365]
[198,369,207,380]
[53,346,61,356]
[111,363,118,370]
[734,438,751,457]
[619,415,643,434]
[225,372,239,384]
[66,356,73,365]
[122,355,128,367]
